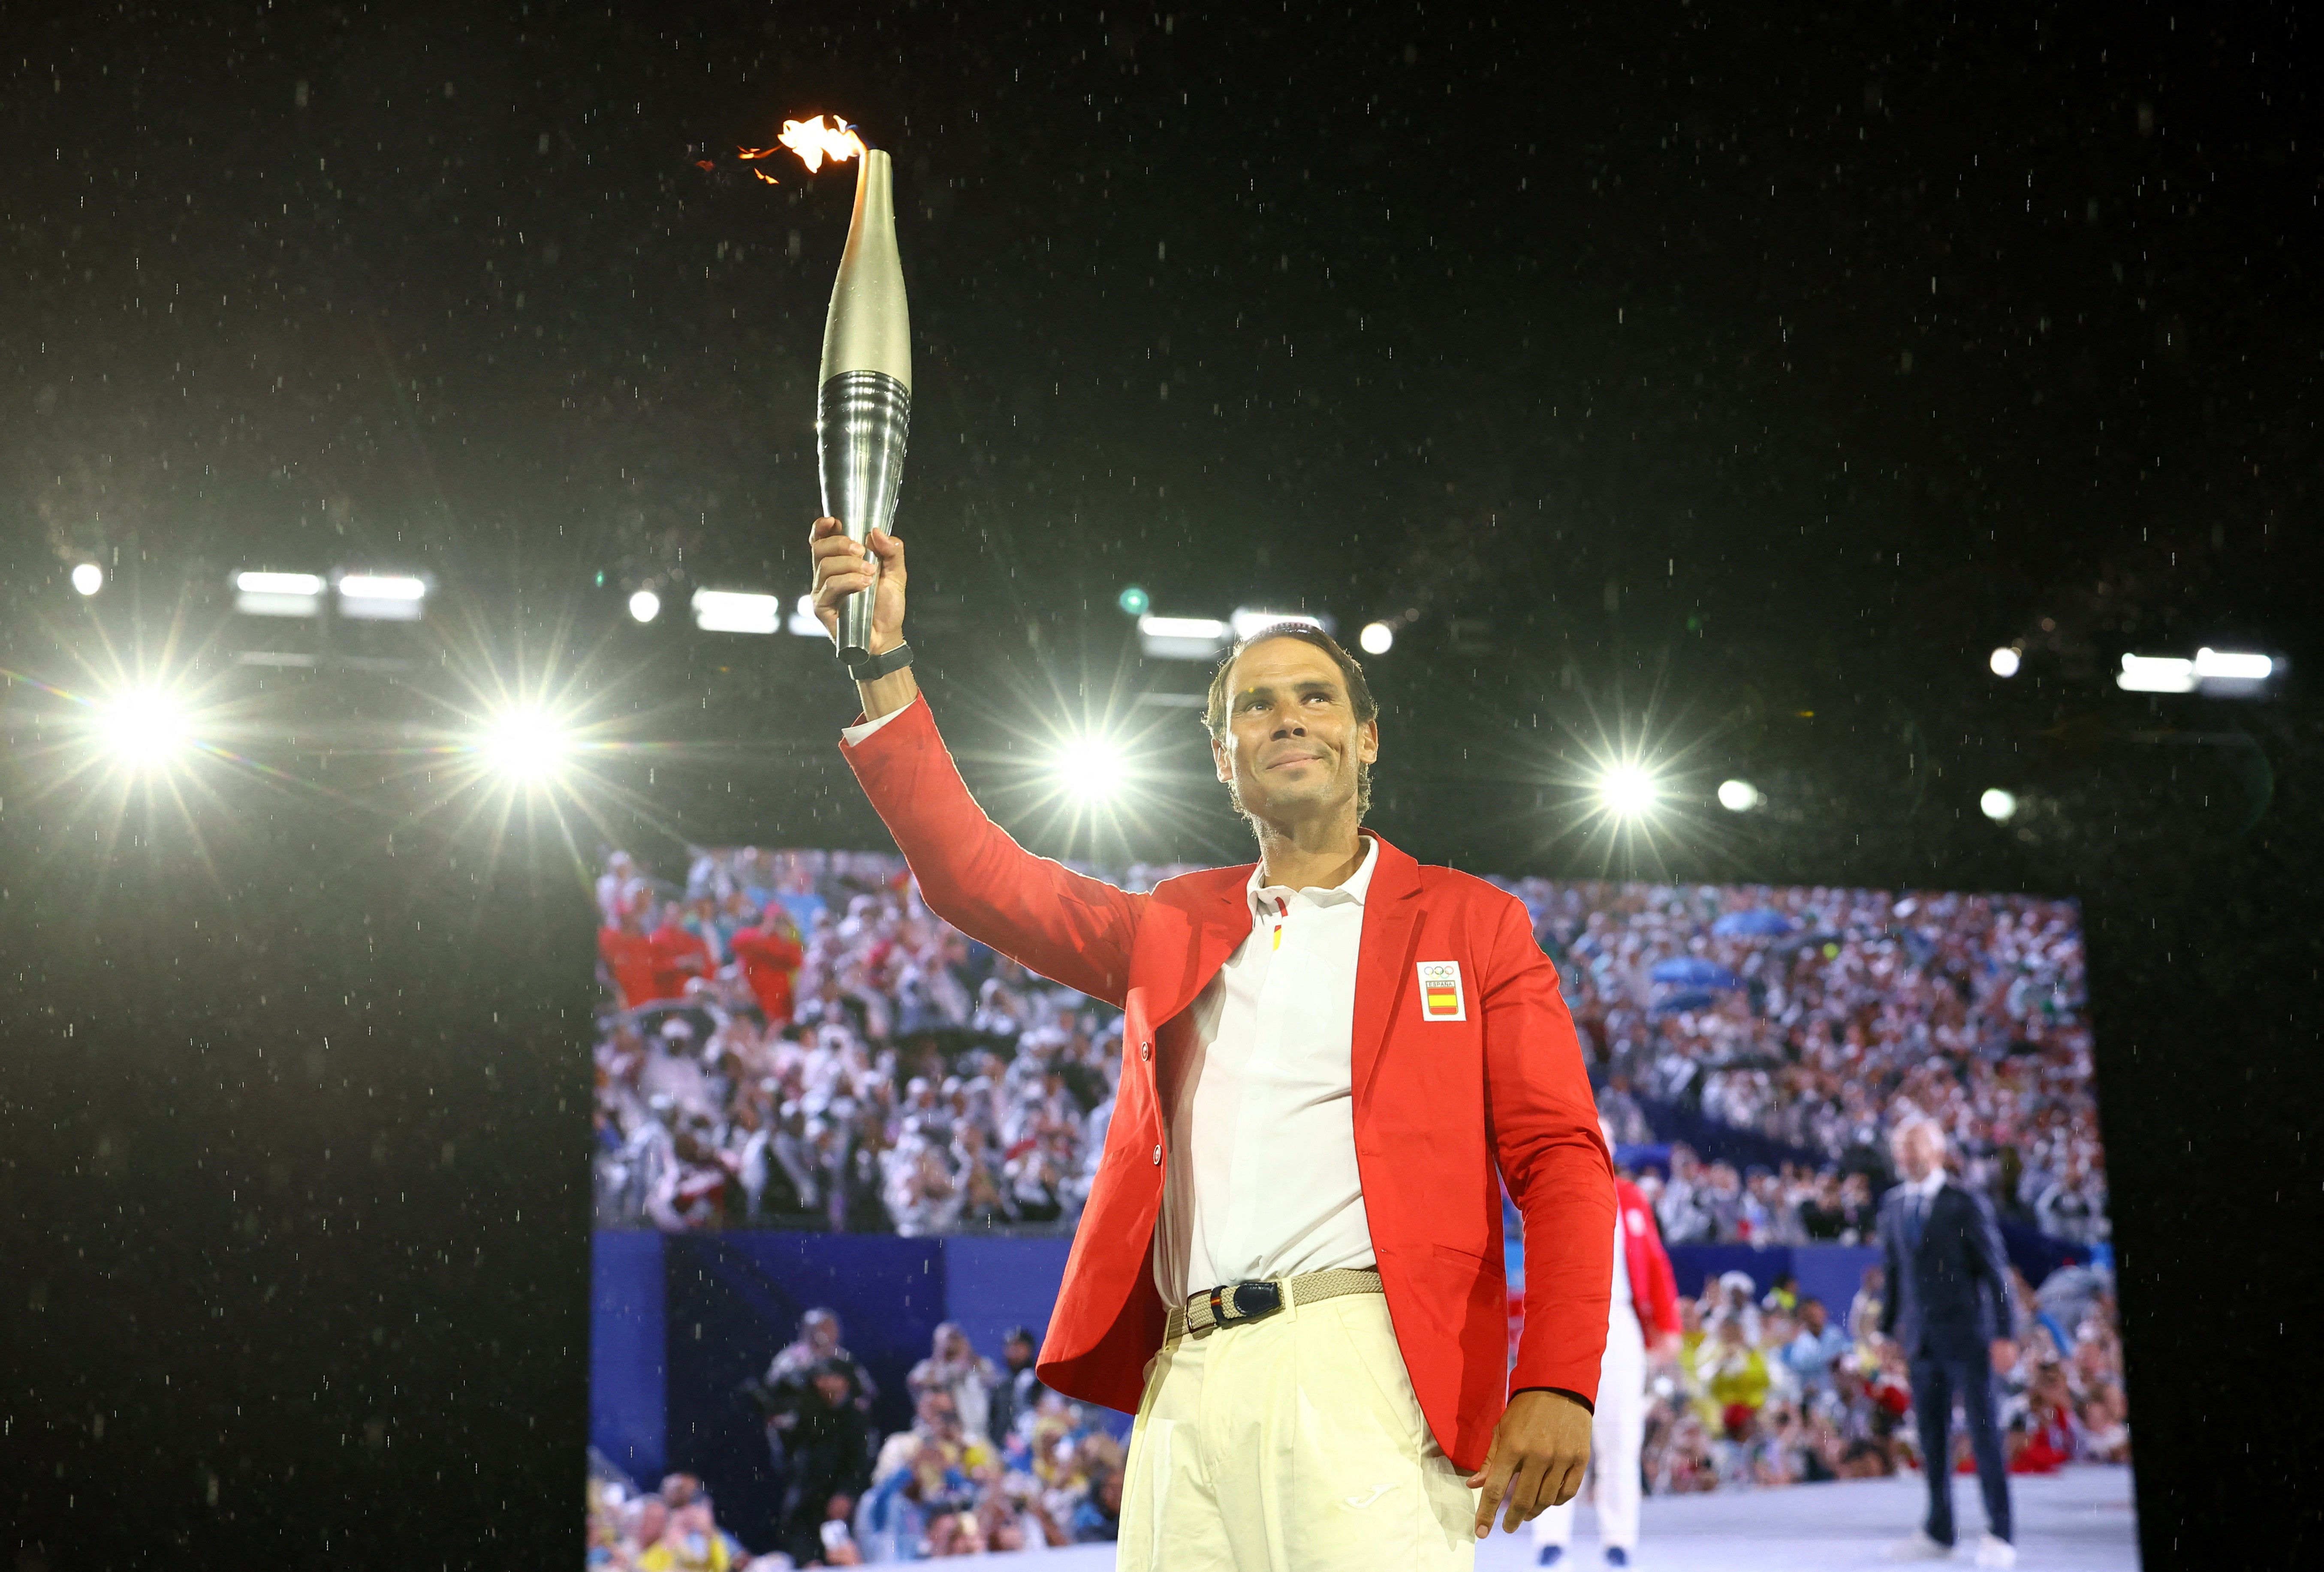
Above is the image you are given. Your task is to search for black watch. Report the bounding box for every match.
[846,640,914,683]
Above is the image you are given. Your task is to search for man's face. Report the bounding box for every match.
[1893,1123,1944,1180]
[1211,638,1377,828]
[1802,1301,1827,1334]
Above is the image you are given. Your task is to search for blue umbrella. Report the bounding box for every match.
[1712,909,1794,937]
[1649,957,1743,990]
[1651,988,1721,1016]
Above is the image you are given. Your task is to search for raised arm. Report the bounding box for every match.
[812,517,1143,1005]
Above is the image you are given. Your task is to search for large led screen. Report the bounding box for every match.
[584,847,2134,1570]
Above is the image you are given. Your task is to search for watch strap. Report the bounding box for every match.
[847,640,913,683]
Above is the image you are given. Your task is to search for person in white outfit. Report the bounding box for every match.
[1534,1119,1682,1568]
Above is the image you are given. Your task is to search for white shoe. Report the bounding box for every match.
[1884,1532,1952,1562]
[1972,1535,2017,1569]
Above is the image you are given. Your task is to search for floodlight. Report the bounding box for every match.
[2194,648,2272,681]
[1138,614,1230,661]
[1717,779,1760,813]
[691,590,782,635]
[480,707,572,782]
[71,563,104,596]
[788,595,826,637]
[92,687,190,767]
[1055,735,1126,802]
[1117,585,1150,617]
[1597,764,1660,818]
[337,572,429,621]
[627,589,662,624]
[1988,647,2021,678]
[235,570,327,617]
[2117,654,2196,694]
[1979,788,2019,822]
[1359,621,1395,655]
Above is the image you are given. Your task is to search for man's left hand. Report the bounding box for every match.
[1466,1389,1592,1539]
[1990,1338,2018,1371]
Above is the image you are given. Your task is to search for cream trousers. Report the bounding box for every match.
[1117,1286,1478,1572]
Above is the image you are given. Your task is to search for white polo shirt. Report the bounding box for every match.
[1152,837,1380,1302]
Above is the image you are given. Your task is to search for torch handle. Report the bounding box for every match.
[815,370,913,665]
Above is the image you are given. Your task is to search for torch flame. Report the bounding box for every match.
[776,114,865,174]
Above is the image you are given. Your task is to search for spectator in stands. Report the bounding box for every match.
[1781,1297,1849,1403]
[650,901,717,1004]
[1070,1468,1124,1544]
[600,903,660,1012]
[907,1323,1001,1446]
[772,1361,876,1567]
[987,1326,1045,1457]
[731,906,806,1026]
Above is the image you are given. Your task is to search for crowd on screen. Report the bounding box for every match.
[1517,880,2111,1245]
[591,847,1202,1237]
[1595,1235,2131,1497]
[587,1312,1126,1567]
[595,853,2107,1252]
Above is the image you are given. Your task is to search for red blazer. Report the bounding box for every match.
[841,697,1613,1471]
[730,923,806,1024]
[1614,1176,1680,1343]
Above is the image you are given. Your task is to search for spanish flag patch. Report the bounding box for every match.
[1417,960,1467,1022]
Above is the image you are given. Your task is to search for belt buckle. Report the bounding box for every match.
[1211,1279,1284,1327]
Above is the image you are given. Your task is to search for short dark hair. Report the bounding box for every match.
[1202,623,1380,819]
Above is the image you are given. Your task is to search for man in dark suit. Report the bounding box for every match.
[1879,1119,2020,1569]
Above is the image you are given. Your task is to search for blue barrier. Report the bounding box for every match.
[590,1230,669,1482]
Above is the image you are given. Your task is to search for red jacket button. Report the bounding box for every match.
[1151,1144,1162,1165]
[1140,1040,1152,1061]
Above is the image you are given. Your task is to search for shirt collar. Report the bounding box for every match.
[1248,833,1379,916]
[1907,1168,1947,1201]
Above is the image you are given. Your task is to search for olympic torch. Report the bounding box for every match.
[802,124,910,665]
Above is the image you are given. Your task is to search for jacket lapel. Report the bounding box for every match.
[1351,831,1425,1111]
[1142,869,1255,1029]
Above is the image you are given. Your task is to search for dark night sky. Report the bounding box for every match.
[2,3,2319,1566]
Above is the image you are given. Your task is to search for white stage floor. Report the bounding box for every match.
[965,1467,2139,1570]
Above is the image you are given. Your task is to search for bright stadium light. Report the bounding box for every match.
[788,595,827,637]
[1359,620,1395,655]
[1980,788,2019,822]
[1138,614,1230,661]
[235,570,327,617]
[337,572,429,621]
[2194,648,2272,681]
[480,707,572,782]
[92,687,191,767]
[1989,647,2022,678]
[627,589,662,624]
[1717,779,1761,813]
[691,589,782,635]
[1597,763,1661,819]
[2117,654,2197,694]
[71,563,104,596]
[1055,735,1126,802]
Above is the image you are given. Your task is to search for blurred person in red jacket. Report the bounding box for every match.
[1532,1119,1682,1566]
[732,906,808,1025]
[649,901,716,1004]
[600,903,660,1011]
[813,518,1613,1572]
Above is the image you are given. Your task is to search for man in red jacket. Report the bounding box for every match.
[729,908,806,1026]
[811,519,1614,1571]
[1530,1119,1681,1567]
[598,903,660,1012]
[648,901,716,1005]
